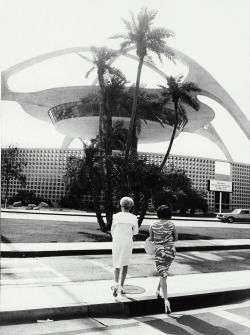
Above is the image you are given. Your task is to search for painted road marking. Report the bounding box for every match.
[34,258,70,282]
[86,259,132,278]
[213,310,250,328]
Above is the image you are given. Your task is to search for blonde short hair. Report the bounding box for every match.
[120,197,134,210]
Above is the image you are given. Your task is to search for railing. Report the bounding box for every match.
[48,101,187,131]
[48,102,100,124]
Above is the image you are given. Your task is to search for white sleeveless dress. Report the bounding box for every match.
[111,212,138,268]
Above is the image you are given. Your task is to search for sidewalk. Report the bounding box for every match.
[1,209,250,325]
[1,239,250,325]
[1,269,250,325]
[2,239,250,257]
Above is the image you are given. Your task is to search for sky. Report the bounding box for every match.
[1,0,250,164]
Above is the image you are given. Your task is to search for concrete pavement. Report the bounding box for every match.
[1,209,250,325]
[1,239,250,325]
[2,239,250,257]
[1,266,250,325]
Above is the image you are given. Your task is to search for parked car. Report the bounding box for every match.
[216,209,250,223]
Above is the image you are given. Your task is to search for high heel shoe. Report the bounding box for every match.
[112,283,119,297]
[155,290,162,299]
[120,286,125,294]
[165,300,171,314]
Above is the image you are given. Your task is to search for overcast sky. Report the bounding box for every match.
[1,0,250,164]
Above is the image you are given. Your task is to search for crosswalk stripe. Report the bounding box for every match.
[34,258,70,282]
[2,267,48,273]
[1,277,67,285]
[213,310,250,328]
[86,259,132,278]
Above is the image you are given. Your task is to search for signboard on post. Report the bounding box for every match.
[207,180,233,193]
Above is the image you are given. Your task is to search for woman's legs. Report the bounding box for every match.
[160,276,171,313]
[156,278,161,298]
[120,265,128,288]
[160,276,168,300]
[157,278,161,291]
[114,268,120,284]
[113,268,120,297]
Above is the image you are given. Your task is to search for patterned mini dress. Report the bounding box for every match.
[150,219,176,278]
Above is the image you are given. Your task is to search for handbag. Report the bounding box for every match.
[144,237,155,255]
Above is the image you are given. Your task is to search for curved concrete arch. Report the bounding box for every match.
[193,124,233,161]
[62,136,74,148]
[173,48,250,142]
[1,46,248,160]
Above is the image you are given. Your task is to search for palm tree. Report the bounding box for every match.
[159,75,201,170]
[110,7,175,168]
[64,144,106,230]
[77,47,125,228]
[76,46,118,149]
[2,145,27,207]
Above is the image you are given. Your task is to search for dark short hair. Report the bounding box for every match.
[157,205,172,219]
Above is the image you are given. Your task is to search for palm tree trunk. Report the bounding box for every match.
[138,190,151,227]
[133,186,141,215]
[124,56,143,161]
[5,178,10,208]
[99,102,104,149]
[159,100,179,170]
[122,56,144,194]
[131,122,138,153]
[102,98,114,229]
[104,158,113,230]
[91,177,106,231]
[98,72,113,229]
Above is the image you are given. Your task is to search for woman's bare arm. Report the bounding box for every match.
[149,225,154,241]
[173,224,178,241]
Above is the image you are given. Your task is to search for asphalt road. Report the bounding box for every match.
[1,300,250,335]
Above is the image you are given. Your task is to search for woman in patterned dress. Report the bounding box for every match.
[111,197,139,297]
[149,205,178,313]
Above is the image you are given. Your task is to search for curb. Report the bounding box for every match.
[2,244,250,258]
[1,209,218,222]
[1,288,250,325]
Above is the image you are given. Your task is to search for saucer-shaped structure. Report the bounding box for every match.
[2,46,249,161]
[48,100,182,144]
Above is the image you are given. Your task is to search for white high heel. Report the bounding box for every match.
[112,283,119,297]
[120,286,125,294]
[165,299,171,314]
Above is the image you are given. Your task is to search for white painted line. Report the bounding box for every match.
[213,310,250,328]
[1,278,67,285]
[1,267,48,273]
[86,259,132,278]
[34,258,70,282]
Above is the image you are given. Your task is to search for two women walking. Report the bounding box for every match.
[111,197,178,314]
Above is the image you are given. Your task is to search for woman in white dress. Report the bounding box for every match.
[111,197,139,297]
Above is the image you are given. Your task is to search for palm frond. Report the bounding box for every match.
[119,40,133,51]
[109,33,127,40]
[85,67,96,79]
[154,27,175,39]
[76,52,91,62]
[181,82,201,93]
[179,92,200,111]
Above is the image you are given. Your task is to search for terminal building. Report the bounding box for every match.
[1,147,250,212]
[1,46,250,211]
